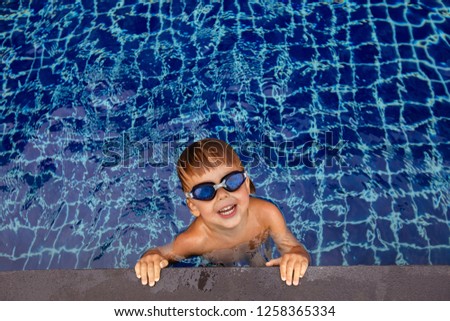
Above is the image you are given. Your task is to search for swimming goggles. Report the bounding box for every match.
[185,170,248,201]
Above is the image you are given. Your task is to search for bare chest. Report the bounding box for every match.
[201,230,272,266]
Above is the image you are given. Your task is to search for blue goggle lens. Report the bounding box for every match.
[193,185,216,200]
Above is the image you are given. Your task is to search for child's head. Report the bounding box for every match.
[177,138,255,194]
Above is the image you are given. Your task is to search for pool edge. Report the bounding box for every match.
[1,265,449,300]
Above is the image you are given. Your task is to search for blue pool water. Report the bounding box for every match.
[0,0,449,270]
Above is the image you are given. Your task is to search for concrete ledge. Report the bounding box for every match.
[1,266,449,300]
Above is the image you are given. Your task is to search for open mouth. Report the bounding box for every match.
[217,204,237,218]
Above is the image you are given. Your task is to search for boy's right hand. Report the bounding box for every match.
[134,253,169,287]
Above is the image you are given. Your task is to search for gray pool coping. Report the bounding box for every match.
[0,265,449,300]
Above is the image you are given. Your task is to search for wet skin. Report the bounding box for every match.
[135,165,310,287]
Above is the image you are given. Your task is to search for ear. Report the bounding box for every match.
[245,176,251,192]
[186,199,201,217]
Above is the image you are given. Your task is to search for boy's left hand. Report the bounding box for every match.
[266,253,309,286]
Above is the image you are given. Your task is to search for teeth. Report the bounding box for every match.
[219,205,235,215]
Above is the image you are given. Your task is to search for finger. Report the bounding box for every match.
[279,257,287,282]
[300,260,308,277]
[285,260,295,286]
[134,261,141,278]
[265,257,282,267]
[147,263,156,286]
[293,262,301,286]
[140,262,148,285]
[160,259,169,269]
[154,260,161,283]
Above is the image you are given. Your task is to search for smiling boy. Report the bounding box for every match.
[135,138,310,286]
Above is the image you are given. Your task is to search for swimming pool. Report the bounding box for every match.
[0,0,449,270]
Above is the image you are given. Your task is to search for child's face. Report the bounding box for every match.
[184,164,251,231]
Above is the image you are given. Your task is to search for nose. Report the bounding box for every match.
[215,187,229,200]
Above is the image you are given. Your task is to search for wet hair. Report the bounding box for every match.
[177,138,256,194]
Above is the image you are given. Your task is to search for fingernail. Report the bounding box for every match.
[155,278,159,282]
[137,275,141,278]
[287,281,291,286]
[149,282,155,287]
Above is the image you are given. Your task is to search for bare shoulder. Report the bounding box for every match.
[171,220,207,258]
[250,197,303,254]
[249,197,287,228]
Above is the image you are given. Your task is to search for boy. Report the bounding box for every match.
[135,138,310,286]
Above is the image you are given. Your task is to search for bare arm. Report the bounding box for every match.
[263,201,310,286]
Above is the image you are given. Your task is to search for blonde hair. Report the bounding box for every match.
[177,138,256,193]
